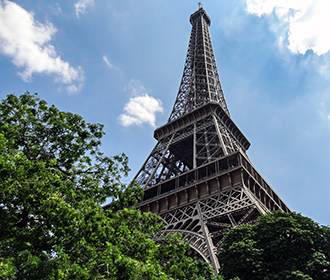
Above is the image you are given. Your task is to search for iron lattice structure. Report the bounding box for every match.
[133,6,289,272]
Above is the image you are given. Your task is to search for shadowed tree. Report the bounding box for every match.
[219,212,330,280]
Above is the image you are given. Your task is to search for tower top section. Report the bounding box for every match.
[190,4,211,25]
[169,5,229,121]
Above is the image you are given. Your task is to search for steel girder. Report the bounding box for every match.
[133,110,241,190]
[169,7,229,122]
[154,186,265,273]
[155,229,210,263]
[161,186,255,227]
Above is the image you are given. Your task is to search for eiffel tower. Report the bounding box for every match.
[133,4,289,273]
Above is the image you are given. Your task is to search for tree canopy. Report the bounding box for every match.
[0,93,218,279]
[219,211,330,280]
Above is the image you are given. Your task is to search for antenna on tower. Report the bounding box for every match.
[198,2,203,9]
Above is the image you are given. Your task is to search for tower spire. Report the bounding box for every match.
[169,6,229,122]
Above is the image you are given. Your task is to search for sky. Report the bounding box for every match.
[0,0,329,225]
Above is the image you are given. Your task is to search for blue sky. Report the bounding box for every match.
[0,0,329,225]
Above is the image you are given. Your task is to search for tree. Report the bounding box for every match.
[219,211,330,280]
[0,93,218,279]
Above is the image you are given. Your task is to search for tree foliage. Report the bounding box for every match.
[0,93,217,279]
[219,212,330,280]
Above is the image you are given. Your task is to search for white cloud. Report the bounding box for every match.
[74,0,95,18]
[119,95,163,127]
[0,0,83,92]
[102,55,114,70]
[119,80,163,127]
[245,0,330,56]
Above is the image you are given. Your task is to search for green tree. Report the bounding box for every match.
[0,93,217,279]
[219,212,330,280]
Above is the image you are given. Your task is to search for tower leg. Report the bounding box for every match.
[197,202,220,273]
